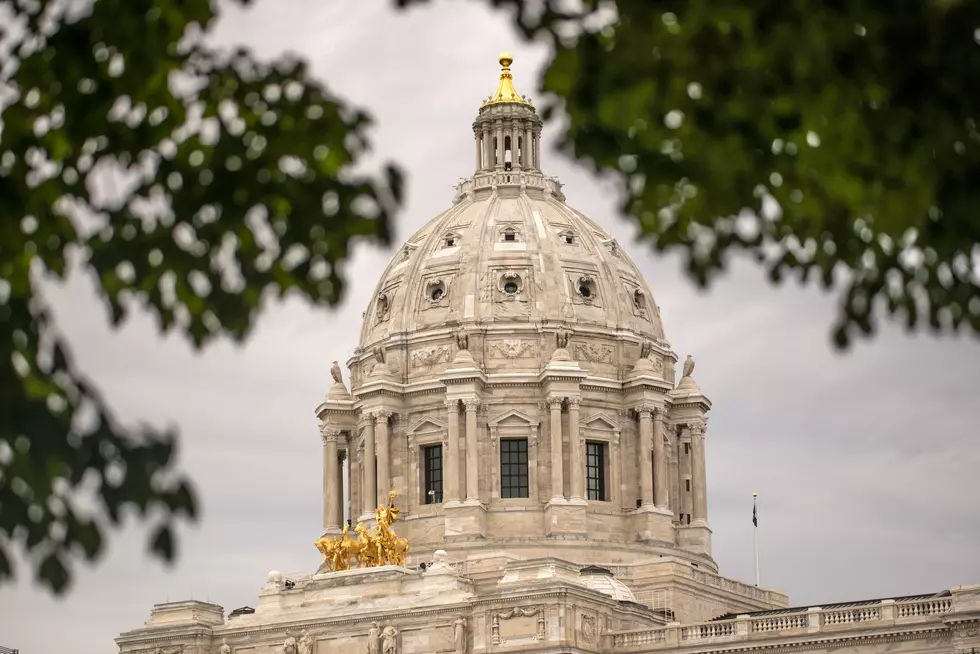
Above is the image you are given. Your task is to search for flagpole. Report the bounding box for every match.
[753,492,760,587]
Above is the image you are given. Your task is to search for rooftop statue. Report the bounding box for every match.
[314,490,408,571]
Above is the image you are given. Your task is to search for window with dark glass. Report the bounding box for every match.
[423,444,443,504]
[500,438,529,498]
[684,442,690,455]
[685,479,691,492]
[586,441,607,501]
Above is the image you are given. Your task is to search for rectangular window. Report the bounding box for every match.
[685,479,691,492]
[423,444,443,504]
[686,513,692,525]
[500,439,529,498]
[586,441,607,501]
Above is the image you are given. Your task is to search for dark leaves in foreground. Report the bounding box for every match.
[0,0,401,592]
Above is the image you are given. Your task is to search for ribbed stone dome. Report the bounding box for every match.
[579,566,637,603]
[358,184,666,351]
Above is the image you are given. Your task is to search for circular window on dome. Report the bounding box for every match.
[577,275,597,301]
[498,272,523,298]
[426,279,447,303]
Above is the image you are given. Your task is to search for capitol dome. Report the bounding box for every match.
[317,54,713,574]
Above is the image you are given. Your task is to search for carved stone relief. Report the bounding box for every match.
[488,339,534,360]
[581,613,598,644]
[375,290,392,324]
[281,632,298,654]
[491,606,545,645]
[567,271,602,307]
[422,277,451,310]
[573,342,613,364]
[381,623,398,654]
[410,345,450,368]
[452,616,466,654]
[367,622,381,654]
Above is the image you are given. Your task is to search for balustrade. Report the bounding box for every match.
[822,606,880,625]
[603,596,957,650]
[896,598,951,618]
[612,629,665,647]
[751,613,808,632]
[681,621,735,640]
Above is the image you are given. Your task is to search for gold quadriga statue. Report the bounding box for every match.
[314,490,409,571]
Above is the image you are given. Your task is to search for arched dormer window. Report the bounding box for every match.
[559,229,577,245]
[500,226,521,243]
[442,231,461,248]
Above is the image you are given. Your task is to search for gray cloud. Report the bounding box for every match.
[2,2,979,652]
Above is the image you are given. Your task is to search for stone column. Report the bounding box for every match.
[337,449,347,525]
[464,398,480,502]
[524,125,533,168]
[362,417,376,516]
[495,123,504,169]
[547,395,564,501]
[638,407,654,507]
[482,124,491,170]
[533,130,542,169]
[568,398,584,500]
[474,131,481,172]
[690,422,707,523]
[375,411,391,506]
[446,399,461,503]
[653,407,668,509]
[322,427,340,530]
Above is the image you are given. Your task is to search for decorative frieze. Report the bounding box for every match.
[487,339,534,359]
[491,606,546,645]
[410,345,450,368]
[573,341,613,364]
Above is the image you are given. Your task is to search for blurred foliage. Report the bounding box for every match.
[0,0,401,593]
[404,0,980,346]
[5,0,980,596]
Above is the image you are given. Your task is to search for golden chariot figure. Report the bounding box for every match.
[314,490,409,571]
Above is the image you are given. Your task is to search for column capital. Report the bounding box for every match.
[566,397,581,410]
[653,405,669,421]
[445,397,460,410]
[372,409,392,424]
[462,397,481,411]
[636,403,656,418]
[320,426,342,444]
[689,421,706,437]
[546,394,564,408]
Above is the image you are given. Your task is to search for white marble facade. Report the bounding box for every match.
[116,56,980,654]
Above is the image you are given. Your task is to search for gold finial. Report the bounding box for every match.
[486,52,530,106]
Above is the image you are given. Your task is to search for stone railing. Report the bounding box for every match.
[452,171,565,202]
[691,569,773,602]
[604,596,954,651]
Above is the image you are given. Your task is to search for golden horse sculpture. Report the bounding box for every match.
[314,490,409,571]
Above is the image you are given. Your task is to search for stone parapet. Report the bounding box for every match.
[604,595,956,652]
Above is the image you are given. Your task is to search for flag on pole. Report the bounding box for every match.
[752,495,758,527]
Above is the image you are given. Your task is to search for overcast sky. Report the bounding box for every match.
[3,2,980,652]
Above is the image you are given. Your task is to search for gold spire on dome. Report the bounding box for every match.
[485,52,531,105]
